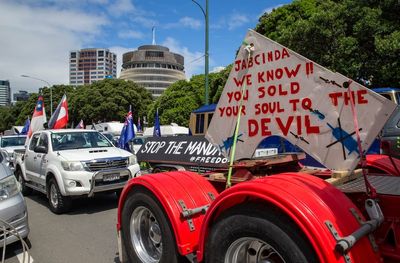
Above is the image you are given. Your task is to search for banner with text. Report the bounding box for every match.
[206,29,397,171]
[137,136,229,168]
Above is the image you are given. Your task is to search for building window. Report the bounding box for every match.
[98,50,104,57]
[71,52,76,58]
[145,51,164,58]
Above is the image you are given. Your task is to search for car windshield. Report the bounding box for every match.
[1,136,26,148]
[51,131,113,151]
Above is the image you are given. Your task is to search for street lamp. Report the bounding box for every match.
[191,0,209,105]
[21,75,53,116]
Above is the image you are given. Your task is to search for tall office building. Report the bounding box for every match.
[0,80,11,106]
[69,48,117,85]
[120,45,186,97]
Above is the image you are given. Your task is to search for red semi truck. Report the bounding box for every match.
[116,30,400,263]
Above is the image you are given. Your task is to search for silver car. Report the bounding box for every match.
[0,154,29,247]
[0,135,26,172]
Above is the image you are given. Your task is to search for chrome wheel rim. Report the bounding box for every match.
[50,184,58,208]
[225,237,286,263]
[130,206,162,263]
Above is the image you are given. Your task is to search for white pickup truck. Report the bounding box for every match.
[14,129,141,214]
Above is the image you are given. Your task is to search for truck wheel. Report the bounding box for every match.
[48,178,71,214]
[121,189,180,263]
[205,205,318,263]
[15,168,32,196]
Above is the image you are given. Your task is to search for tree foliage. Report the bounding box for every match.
[255,0,400,87]
[148,66,232,127]
[0,79,153,132]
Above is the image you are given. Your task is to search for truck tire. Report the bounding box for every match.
[205,205,318,263]
[121,189,180,263]
[48,177,71,214]
[15,168,32,196]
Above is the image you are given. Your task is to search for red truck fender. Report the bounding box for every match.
[366,154,400,176]
[196,172,381,263]
[117,171,218,256]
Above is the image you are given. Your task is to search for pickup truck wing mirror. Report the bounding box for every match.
[34,145,48,154]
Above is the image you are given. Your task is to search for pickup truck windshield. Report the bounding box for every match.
[51,132,113,151]
[1,137,26,147]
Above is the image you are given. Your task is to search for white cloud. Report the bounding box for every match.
[211,13,250,31]
[161,37,205,79]
[118,30,144,39]
[108,0,135,16]
[164,17,202,30]
[0,1,108,94]
[227,14,249,30]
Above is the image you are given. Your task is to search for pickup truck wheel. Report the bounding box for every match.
[121,190,179,263]
[205,205,318,263]
[48,178,71,214]
[15,169,32,196]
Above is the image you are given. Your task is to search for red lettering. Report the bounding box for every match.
[234,60,241,71]
[258,87,266,99]
[276,116,294,136]
[248,119,258,137]
[233,74,252,87]
[218,107,225,117]
[357,89,368,104]
[329,92,342,106]
[266,69,274,81]
[301,98,312,110]
[267,85,276,96]
[285,64,301,78]
[281,48,290,59]
[260,118,272,136]
[227,90,249,103]
[290,82,300,94]
[296,115,302,135]
[289,99,299,111]
[248,118,271,137]
[278,84,288,96]
[305,115,320,134]
[257,71,265,83]
[275,68,283,79]
[329,90,368,106]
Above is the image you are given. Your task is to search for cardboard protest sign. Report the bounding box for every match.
[206,30,397,171]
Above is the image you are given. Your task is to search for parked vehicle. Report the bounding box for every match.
[142,123,188,137]
[370,88,400,158]
[0,153,29,247]
[102,132,119,147]
[0,135,27,171]
[116,30,400,263]
[14,129,141,214]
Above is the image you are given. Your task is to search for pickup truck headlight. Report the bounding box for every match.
[0,176,20,201]
[61,161,85,171]
[128,155,137,165]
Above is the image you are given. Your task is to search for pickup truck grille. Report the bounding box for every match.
[86,158,128,172]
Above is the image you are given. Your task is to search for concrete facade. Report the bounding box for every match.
[0,80,11,106]
[119,45,186,97]
[69,48,117,85]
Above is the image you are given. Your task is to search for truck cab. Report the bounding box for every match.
[15,129,141,214]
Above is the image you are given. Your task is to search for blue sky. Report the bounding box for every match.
[0,0,292,95]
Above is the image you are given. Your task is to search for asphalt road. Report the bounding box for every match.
[3,192,121,263]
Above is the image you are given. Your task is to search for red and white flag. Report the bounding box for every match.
[27,96,47,138]
[48,94,68,129]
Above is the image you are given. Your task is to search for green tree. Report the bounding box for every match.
[256,0,400,87]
